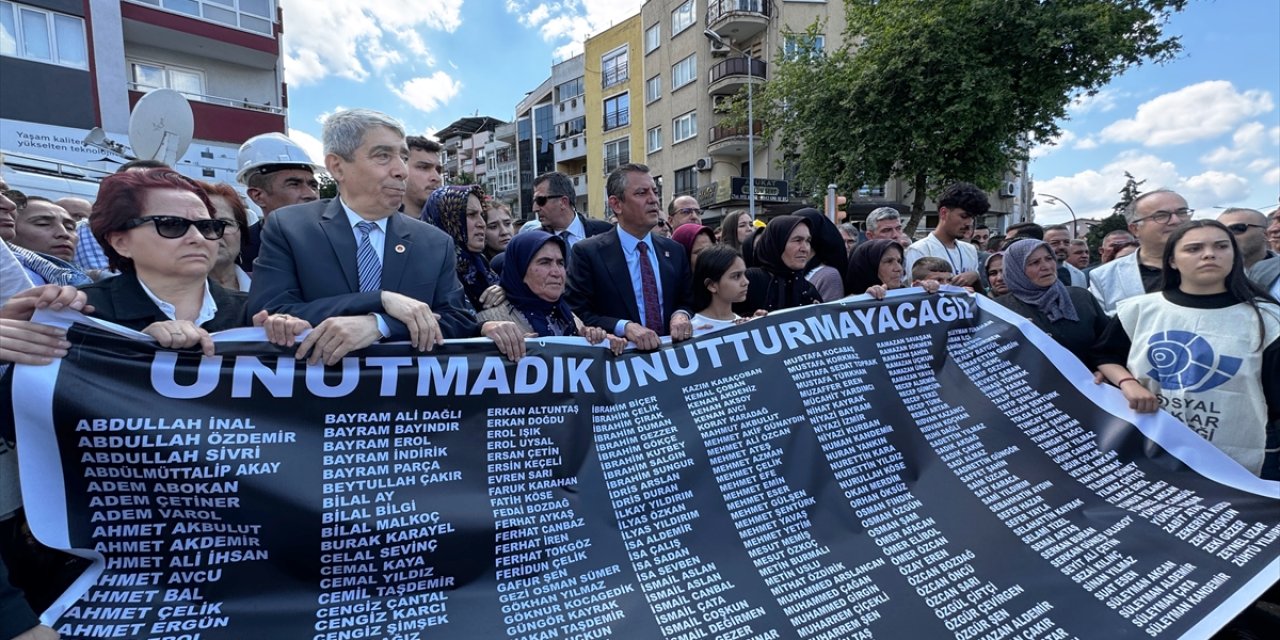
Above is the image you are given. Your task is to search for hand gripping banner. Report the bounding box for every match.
[11,290,1279,640]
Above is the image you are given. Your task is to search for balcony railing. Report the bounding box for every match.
[603,108,631,131]
[708,57,766,85]
[706,0,770,26]
[128,82,285,114]
[709,121,764,144]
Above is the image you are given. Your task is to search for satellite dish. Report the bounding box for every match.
[128,89,194,165]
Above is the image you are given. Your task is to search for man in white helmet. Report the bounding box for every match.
[235,132,321,271]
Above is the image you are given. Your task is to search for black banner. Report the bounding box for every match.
[13,291,1279,640]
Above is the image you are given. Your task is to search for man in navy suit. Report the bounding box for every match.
[247,109,477,365]
[566,163,693,351]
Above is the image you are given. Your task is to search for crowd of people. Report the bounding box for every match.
[0,108,1278,638]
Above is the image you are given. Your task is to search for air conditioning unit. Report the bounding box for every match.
[695,157,714,172]
[710,40,731,57]
[999,181,1016,198]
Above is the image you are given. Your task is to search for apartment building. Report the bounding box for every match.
[583,14,644,220]
[435,115,504,189]
[549,54,590,213]
[1,0,288,186]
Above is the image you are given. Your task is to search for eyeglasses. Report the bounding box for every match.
[1225,222,1265,235]
[656,220,671,229]
[1134,208,1193,224]
[675,207,702,217]
[534,194,565,207]
[1,189,27,209]
[122,215,229,240]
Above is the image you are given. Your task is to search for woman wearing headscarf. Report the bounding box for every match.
[996,238,1107,363]
[477,230,625,354]
[671,223,716,268]
[844,239,905,299]
[420,185,500,311]
[734,215,821,315]
[794,208,848,302]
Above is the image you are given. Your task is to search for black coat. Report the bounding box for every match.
[80,271,248,332]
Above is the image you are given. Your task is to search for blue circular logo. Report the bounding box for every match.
[1145,330,1241,392]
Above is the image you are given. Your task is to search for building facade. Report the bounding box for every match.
[583,14,644,220]
[550,54,589,213]
[514,76,555,220]
[1,0,287,187]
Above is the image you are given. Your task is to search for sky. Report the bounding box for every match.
[279,0,1280,226]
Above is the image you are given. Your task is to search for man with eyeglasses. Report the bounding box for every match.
[1089,188,1192,314]
[904,182,988,288]
[1219,207,1279,299]
[668,195,703,230]
[531,172,611,246]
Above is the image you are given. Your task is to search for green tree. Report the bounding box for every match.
[755,0,1187,233]
[317,173,337,199]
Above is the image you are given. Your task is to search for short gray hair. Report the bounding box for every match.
[1124,188,1177,224]
[323,108,406,160]
[605,163,650,201]
[837,222,859,236]
[1069,238,1088,249]
[1218,207,1266,225]
[865,206,900,229]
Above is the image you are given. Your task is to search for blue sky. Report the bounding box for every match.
[280,0,1279,225]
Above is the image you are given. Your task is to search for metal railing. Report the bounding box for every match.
[128,82,286,115]
[708,57,766,84]
[706,0,770,25]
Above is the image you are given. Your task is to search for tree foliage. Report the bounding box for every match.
[317,173,338,199]
[756,0,1187,233]
[1084,171,1147,262]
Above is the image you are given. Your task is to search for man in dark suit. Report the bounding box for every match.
[566,163,693,351]
[490,171,610,275]
[247,109,478,365]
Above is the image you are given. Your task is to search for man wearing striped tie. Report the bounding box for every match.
[247,109,479,365]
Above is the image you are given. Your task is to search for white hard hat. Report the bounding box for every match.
[235,132,319,185]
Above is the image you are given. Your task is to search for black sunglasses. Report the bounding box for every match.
[1225,222,1265,235]
[122,215,228,240]
[534,194,565,207]
[1,189,27,209]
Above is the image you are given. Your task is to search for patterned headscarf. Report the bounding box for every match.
[420,185,497,309]
[1002,239,1079,322]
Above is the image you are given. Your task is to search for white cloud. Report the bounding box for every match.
[1074,137,1098,150]
[287,128,325,164]
[506,0,644,60]
[388,72,463,114]
[1029,130,1076,159]
[1199,121,1267,165]
[1099,81,1273,147]
[1069,88,1119,115]
[278,0,461,85]
[1265,167,1280,186]
[1247,158,1277,174]
[1271,126,1280,146]
[1033,150,1253,224]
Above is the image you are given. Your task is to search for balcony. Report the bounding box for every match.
[571,173,589,198]
[706,0,771,42]
[708,57,766,96]
[556,135,586,162]
[127,86,284,144]
[707,122,764,157]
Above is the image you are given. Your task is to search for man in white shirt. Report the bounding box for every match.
[904,182,988,288]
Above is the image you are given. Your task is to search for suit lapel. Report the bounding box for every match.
[382,214,413,292]
[654,237,677,317]
[603,231,642,321]
[320,200,360,292]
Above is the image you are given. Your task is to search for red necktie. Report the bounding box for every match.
[638,242,663,332]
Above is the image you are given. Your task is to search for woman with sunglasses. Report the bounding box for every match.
[83,169,306,354]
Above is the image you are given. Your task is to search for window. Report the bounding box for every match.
[646,76,661,104]
[647,127,662,154]
[783,33,826,59]
[556,77,584,103]
[673,167,697,197]
[557,116,586,140]
[645,23,660,54]
[601,45,628,88]
[603,93,629,131]
[671,0,694,35]
[129,59,205,98]
[0,2,88,68]
[127,0,274,35]
[858,183,887,198]
[673,111,697,144]
[672,54,696,90]
[604,138,630,174]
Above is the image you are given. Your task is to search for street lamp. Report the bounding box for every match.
[1038,193,1077,238]
[704,28,756,222]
